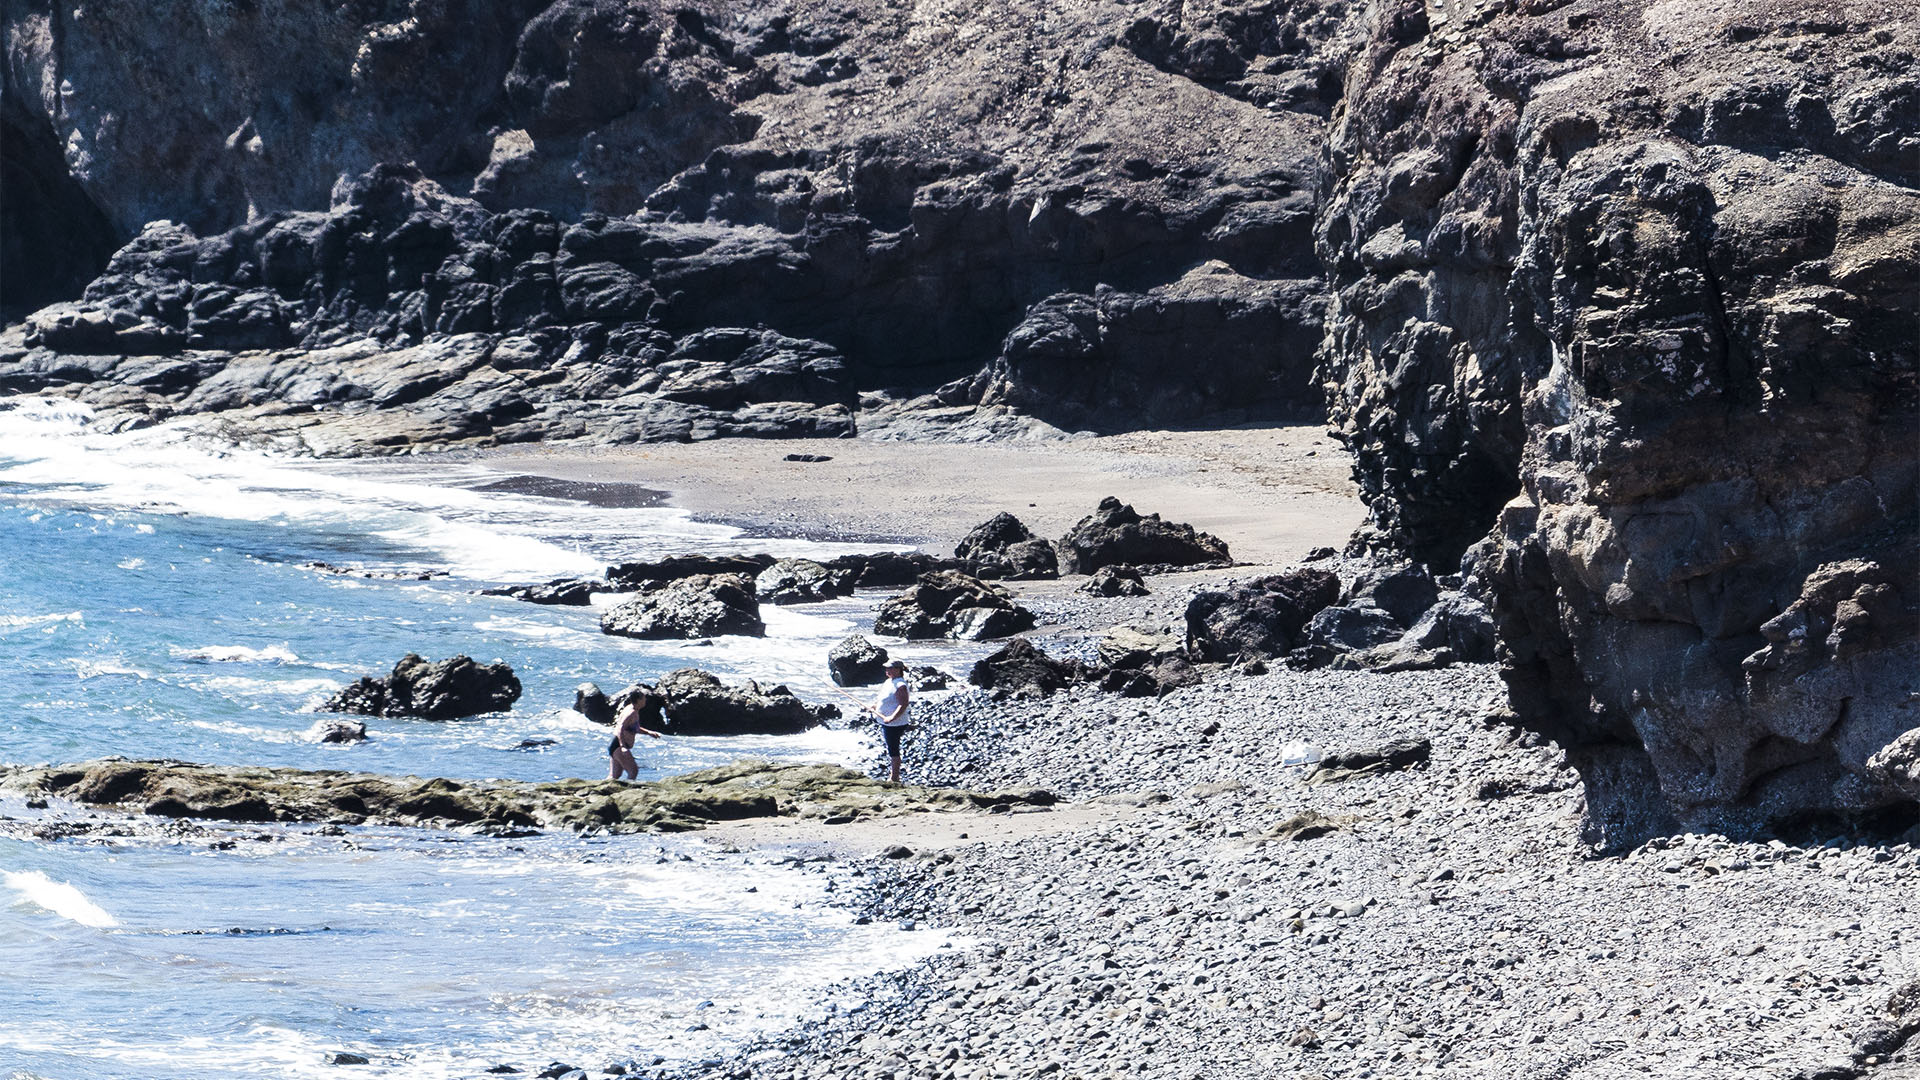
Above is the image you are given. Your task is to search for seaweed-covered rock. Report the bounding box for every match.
[654,668,836,736]
[1057,497,1231,575]
[756,558,850,605]
[323,654,521,719]
[827,635,890,687]
[1185,569,1340,663]
[600,573,764,639]
[873,570,1035,641]
[967,638,1086,700]
[1080,565,1149,597]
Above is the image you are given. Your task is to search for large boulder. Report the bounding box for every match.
[605,555,776,593]
[821,552,964,589]
[573,682,616,725]
[1056,497,1230,574]
[600,574,764,639]
[1185,568,1340,663]
[955,513,1059,581]
[756,558,851,605]
[1867,730,1920,800]
[873,570,1036,641]
[1333,593,1501,673]
[323,654,521,719]
[1341,563,1439,627]
[1097,625,1185,671]
[968,638,1087,700]
[827,635,890,687]
[654,668,836,736]
[1291,605,1406,668]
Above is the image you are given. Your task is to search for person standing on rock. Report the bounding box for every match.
[608,691,665,780]
[872,660,912,784]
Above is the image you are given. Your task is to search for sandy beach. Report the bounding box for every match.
[472,423,1362,563]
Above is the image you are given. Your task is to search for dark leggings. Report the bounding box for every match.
[881,723,906,758]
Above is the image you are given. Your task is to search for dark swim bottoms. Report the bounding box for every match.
[608,736,622,756]
[881,723,906,757]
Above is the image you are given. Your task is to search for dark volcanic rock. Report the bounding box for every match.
[1080,565,1149,597]
[1318,0,1920,844]
[1342,563,1439,627]
[873,570,1036,642]
[1299,604,1404,657]
[954,513,1059,581]
[756,557,851,605]
[573,682,616,726]
[827,634,890,687]
[604,554,776,592]
[480,577,600,606]
[822,552,964,589]
[1057,497,1231,575]
[600,573,764,639]
[323,654,521,719]
[967,638,1087,700]
[1185,568,1340,663]
[1307,738,1432,785]
[654,668,836,736]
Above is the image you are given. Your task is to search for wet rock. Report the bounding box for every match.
[322,654,521,719]
[1186,568,1339,663]
[573,683,616,725]
[967,638,1087,700]
[654,668,835,736]
[604,555,776,593]
[1056,497,1231,575]
[955,512,1058,580]
[756,558,851,605]
[327,1052,371,1066]
[479,577,599,606]
[600,574,764,640]
[308,717,368,744]
[905,665,954,692]
[873,570,1035,641]
[1080,565,1149,597]
[1307,738,1432,785]
[827,635,890,687]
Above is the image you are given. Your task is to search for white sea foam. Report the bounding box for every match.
[170,643,300,663]
[0,611,82,630]
[3,870,119,928]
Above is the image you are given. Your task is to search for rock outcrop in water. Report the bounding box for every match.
[322,654,521,719]
[599,572,764,639]
[4,0,1914,841]
[652,668,836,736]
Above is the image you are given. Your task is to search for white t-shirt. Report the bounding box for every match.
[874,676,911,726]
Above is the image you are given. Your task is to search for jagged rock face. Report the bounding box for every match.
[967,638,1087,700]
[826,634,889,687]
[1321,0,1919,845]
[2,0,1352,444]
[1185,568,1341,662]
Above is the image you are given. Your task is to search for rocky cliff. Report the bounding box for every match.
[3,0,1915,845]
[1319,0,1918,846]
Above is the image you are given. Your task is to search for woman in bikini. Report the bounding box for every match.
[608,690,665,780]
